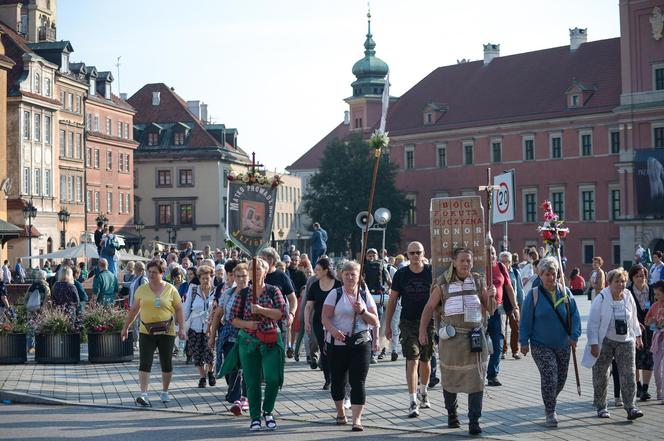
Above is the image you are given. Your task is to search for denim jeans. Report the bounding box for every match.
[487,308,504,379]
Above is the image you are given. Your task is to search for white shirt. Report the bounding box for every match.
[650,262,664,285]
[184,284,215,333]
[324,287,376,346]
[2,265,11,284]
[606,299,629,342]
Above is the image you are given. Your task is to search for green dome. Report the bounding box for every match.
[350,12,389,97]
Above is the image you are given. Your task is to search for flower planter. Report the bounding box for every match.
[0,333,27,364]
[87,332,134,363]
[35,333,80,364]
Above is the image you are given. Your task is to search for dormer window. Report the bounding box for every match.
[426,113,433,124]
[571,95,579,107]
[61,53,69,73]
[147,132,159,146]
[565,80,595,109]
[104,83,111,99]
[422,101,447,125]
[174,131,185,146]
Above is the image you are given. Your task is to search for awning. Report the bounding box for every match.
[0,219,22,245]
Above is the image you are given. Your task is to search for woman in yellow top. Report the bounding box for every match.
[122,260,186,407]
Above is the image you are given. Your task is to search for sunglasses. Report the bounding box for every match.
[408,251,422,255]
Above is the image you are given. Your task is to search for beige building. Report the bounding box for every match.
[268,171,305,253]
[128,83,249,250]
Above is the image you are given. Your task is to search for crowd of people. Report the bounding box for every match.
[2,223,664,434]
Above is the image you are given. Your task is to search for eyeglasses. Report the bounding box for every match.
[408,251,422,255]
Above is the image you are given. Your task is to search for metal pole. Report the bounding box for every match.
[27,217,32,269]
[504,221,508,251]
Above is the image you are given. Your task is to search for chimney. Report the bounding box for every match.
[343,110,350,125]
[483,43,500,65]
[569,28,587,51]
[152,91,160,106]
[200,103,208,123]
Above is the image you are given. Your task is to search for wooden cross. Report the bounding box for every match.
[250,152,264,174]
[478,168,500,284]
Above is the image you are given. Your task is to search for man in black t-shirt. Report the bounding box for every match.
[364,248,391,362]
[385,241,433,418]
[286,252,307,358]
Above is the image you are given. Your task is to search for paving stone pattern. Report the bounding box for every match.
[1,299,663,439]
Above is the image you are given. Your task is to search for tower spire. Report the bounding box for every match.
[364,3,376,56]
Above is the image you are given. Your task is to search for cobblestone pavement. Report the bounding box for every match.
[1,299,663,439]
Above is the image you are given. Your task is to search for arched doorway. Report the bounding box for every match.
[46,237,53,254]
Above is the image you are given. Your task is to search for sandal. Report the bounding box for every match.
[351,423,364,432]
[597,408,610,418]
[264,413,277,430]
[335,415,347,425]
[249,419,261,431]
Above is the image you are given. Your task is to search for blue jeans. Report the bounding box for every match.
[487,309,504,379]
[311,248,326,266]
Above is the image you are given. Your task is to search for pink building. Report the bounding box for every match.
[289,0,664,275]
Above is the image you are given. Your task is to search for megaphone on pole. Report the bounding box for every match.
[356,211,374,230]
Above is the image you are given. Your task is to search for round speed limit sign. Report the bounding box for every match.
[493,172,514,223]
[496,182,510,214]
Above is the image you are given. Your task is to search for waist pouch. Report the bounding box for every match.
[142,318,172,335]
[256,327,279,345]
[346,329,370,347]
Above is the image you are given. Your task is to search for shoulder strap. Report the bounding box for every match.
[334,287,343,306]
[539,285,571,336]
[189,285,197,316]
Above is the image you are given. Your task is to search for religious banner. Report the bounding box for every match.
[430,196,486,280]
[634,148,664,217]
[226,171,282,256]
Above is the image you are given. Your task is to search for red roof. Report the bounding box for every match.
[127,83,222,148]
[289,38,621,170]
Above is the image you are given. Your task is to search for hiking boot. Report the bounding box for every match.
[448,411,461,428]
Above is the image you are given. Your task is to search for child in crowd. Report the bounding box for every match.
[645,281,664,404]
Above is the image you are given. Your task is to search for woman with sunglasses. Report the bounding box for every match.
[122,260,186,407]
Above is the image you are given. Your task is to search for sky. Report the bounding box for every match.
[57,0,620,172]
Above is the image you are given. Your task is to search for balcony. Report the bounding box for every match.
[38,27,56,42]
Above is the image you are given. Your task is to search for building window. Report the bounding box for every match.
[85,148,91,167]
[124,153,130,173]
[655,127,664,148]
[68,132,74,157]
[76,96,81,113]
[582,241,595,265]
[67,176,74,202]
[106,151,112,170]
[524,139,534,161]
[23,167,30,194]
[118,121,122,138]
[148,132,159,146]
[94,149,100,168]
[158,204,172,225]
[491,141,502,163]
[581,189,595,221]
[405,148,414,170]
[86,190,92,211]
[524,192,537,223]
[174,132,185,145]
[76,176,83,202]
[610,131,620,154]
[179,204,193,224]
[178,169,193,186]
[551,136,562,158]
[33,114,41,142]
[571,95,579,107]
[464,144,474,165]
[404,194,416,225]
[59,129,66,156]
[124,123,130,139]
[94,191,100,212]
[44,116,51,144]
[34,72,40,93]
[551,190,564,220]
[106,192,113,213]
[157,170,172,187]
[67,93,73,111]
[94,116,99,132]
[581,133,592,156]
[86,113,92,129]
[34,168,41,195]
[106,118,112,135]
[436,144,447,168]
[44,78,51,97]
[44,169,51,196]
[23,111,30,140]
[59,175,65,201]
[125,194,131,213]
[655,67,664,90]
[76,133,82,159]
[61,91,65,108]
[613,241,621,266]
[611,188,621,220]
[426,113,432,124]
[119,192,124,213]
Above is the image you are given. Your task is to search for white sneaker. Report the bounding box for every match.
[343,397,351,409]
[160,391,170,403]
[135,393,151,407]
[408,401,420,418]
[418,392,431,409]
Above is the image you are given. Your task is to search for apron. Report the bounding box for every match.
[438,274,489,394]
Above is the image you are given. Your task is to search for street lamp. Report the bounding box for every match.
[57,208,71,249]
[95,214,108,224]
[135,222,144,252]
[22,200,38,268]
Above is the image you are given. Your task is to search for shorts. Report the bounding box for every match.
[399,319,434,361]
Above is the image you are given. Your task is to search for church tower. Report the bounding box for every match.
[0,0,57,43]
[345,10,389,133]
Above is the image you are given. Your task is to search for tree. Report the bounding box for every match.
[304,134,408,257]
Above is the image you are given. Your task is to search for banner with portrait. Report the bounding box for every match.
[635,149,664,217]
[226,181,277,256]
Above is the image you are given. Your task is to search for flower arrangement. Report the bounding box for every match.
[537,200,569,250]
[227,171,283,188]
[82,304,127,334]
[0,308,28,335]
[30,306,80,335]
[368,130,390,150]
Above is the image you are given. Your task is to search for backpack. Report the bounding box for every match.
[26,287,41,312]
[334,287,368,306]
[103,235,117,256]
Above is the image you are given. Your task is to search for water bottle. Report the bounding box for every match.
[178,338,185,354]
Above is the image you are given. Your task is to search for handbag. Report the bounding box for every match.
[26,288,41,312]
[141,318,172,335]
[256,327,279,345]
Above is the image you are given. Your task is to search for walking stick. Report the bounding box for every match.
[358,144,383,300]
